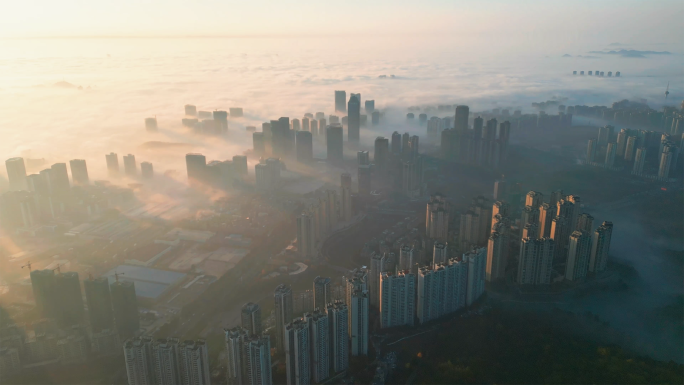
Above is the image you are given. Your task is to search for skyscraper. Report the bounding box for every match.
[486,230,508,282]
[313,277,331,310]
[69,159,89,185]
[84,277,114,332]
[241,302,262,336]
[186,153,207,185]
[417,265,445,324]
[111,281,139,340]
[153,338,182,385]
[576,213,594,233]
[274,284,293,352]
[295,131,313,163]
[347,291,367,356]
[340,173,352,222]
[517,238,555,285]
[55,272,85,327]
[50,163,71,196]
[253,132,266,156]
[586,139,597,162]
[364,100,375,114]
[432,242,448,267]
[369,253,383,309]
[589,221,613,273]
[106,153,120,176]
[347,95,360,143]
[391,131,401,154]
[305,310,329,383]
[123,154,137,177]
[464,247,487,306]
[566,231,592,281]
[334,90,346,113]
[232,155,248,177]
[179,340,211,385]
[5,157,28,191]
[373,136,389,173]
[426,194,449,239]
[624,136,637,161]
[141,162,154,179]
[123,337,156,385]
[297,214,315,259]
[326,124,343,163]
[379,271,415,328]
[399,245,416,271]
[454,105,469,133]
[30,269,57,319]
[284,318,310,385]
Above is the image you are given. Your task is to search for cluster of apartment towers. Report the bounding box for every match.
[586,124,681,180]
[484,187,613,285]
[259,195,488,385]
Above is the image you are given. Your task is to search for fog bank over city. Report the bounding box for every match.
[0,36,681,184]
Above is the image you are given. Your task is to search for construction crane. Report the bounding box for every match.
[21,261,33,272]
[114,272,125,282]
[665,81,670,99]
[50,263,62,274]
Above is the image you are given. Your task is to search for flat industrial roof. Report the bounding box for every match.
[102,265,187,300]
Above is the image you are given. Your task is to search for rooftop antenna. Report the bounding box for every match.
[665,82,670,99]
[21,261,33,272]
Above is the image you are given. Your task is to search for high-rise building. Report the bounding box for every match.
[55,272,85,327]
[369,253,382,309]
[517,238,555,285]
[401,157,422,198]
[432,242,448,267]
[454,105,469,133]
[6,157,28,191]
[284,318,310,385]
[335,91,347,113]
[253,132,266,156]
[274,284,293,352]
[598,125,614,147]
[538,203,554,238]
[153,338,182,385]
[624,136,637,161]
[464,248,486,306]
[364,100,375,114]
[305,310,329,383]
[358,164,371,195]
[241,302,262,336]
[373,136,389,172]
[566,231,592,281]
[313,276,331,310]
[486,230,508,282]
[255,158,281,192]
[417,265,444,324]
[340,173,352,222]
[84,277,114,332]
[226,327,272,385]
[399,245,416,271]
[30,269,57,319]
[658,145,675,179]
[442,258,468,314]
[576,213,594,233]
[244,335,272,385]
[106,153,120,176]
[69,159,89,185]
[50,163,71,196]
[297,213,315,259]
[123,154,137,177]
[426,194,449,239]
[391,131,401,154]
[402,132,410,156]
[111,281,139,340]
[232,155,248,177]
[347,290,367,356]
[326,124,343,163]
[123,337,156,385]
[296,131,313,163]
[179,340,211,385]
[379,271,415,328]
[586,139,597,162]
[348,95,360,143]
[357,151,369,165]
[186,153,207,186]
[141,162,153,179]
[493,179,507,201]
[185,105,197,116]
[589,221,613,273]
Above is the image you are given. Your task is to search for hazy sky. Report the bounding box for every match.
[2,0,683,48]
